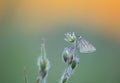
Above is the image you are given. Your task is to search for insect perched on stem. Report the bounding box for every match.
[60,32,96,83]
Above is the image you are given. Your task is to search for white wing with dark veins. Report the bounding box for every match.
[78,37,96,53]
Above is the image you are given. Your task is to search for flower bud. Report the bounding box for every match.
[61,72,69,83]
[62,77,67,83]
[62,48,69,63]
[37,39,50,71]
[67,55,73,65]
[71,60,76,70]
[40,59,47,71]
[71,57,79,70]
[36,39,50,83]
[37,56,50,71]
[64,32,76,43]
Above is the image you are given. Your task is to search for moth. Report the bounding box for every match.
[77,36,96,53]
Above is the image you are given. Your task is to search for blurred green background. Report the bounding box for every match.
[0,0,120,83]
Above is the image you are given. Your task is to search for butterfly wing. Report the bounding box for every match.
[78,37,96,53]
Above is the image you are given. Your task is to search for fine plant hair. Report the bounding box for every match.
[36,39,50,83]
[23,32,96,83]
[24,39,50,83]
